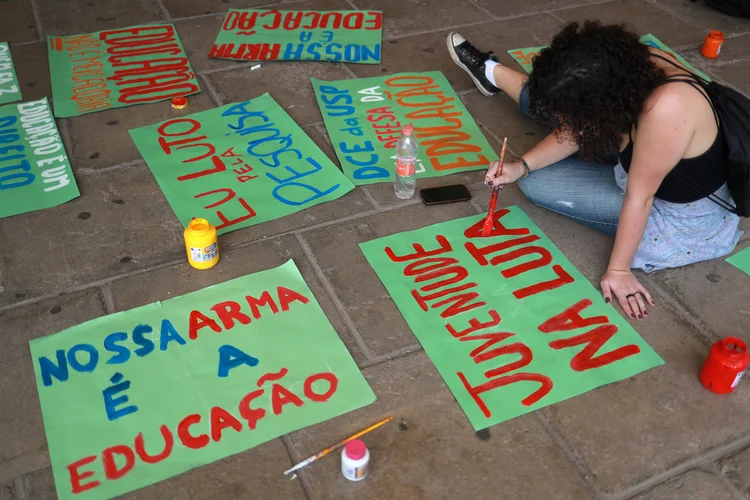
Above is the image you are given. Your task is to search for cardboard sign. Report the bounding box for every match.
[0,98,79,218]
[727,246,750,276]
[30,260,376,500]
[313,71,496,185]
[129,93,354,235]
[0,42,22,105]
[211,9,382,64]
[360,207,663,429]
[509,34,710,81]
[48,24,201,118]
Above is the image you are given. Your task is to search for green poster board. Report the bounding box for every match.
[0,42,22,105]
[130,93,354,235]
[313,71,496,185]
[31,260,376,500]
[0,98,79,218]
[211,9,382,64]
[360,207,663,430]
[48,24,201,118]
[508,34,710,81]
[727,246,750,276]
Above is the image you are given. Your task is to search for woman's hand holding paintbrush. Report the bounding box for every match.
[485,159,526,189]
[481,138,508,236]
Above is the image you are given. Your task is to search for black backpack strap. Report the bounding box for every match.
[630,54,735,213]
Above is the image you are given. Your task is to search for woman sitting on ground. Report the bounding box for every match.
[446,21,742,321]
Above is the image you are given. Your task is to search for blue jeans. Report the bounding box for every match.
[517,85,623,237]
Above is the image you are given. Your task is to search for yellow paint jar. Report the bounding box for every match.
[184,218,220,270]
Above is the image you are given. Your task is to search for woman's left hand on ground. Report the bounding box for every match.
[600,269,655,320]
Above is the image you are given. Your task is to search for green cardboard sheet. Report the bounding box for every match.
[48,24,201,118]
[727,246,750,276]
[509,34,710,81]
[360,207,664,430]
[31,260,376,500]
[313,71,496,185]
[0,42,22,105]
[211,9,382,64]
[0,98,79,218]
[129,93,355,235]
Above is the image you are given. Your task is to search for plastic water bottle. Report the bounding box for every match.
[394,124,418,199]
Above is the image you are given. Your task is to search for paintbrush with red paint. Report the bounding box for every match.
[480,137,508,237]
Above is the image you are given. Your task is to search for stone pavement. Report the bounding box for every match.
[1,0,750,498]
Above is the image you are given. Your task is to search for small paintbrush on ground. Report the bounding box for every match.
[480,137,508,237]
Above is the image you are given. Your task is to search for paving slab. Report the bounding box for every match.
[351,0,486,40]
[631,469,737,500]
[555,0,705,48]
[0,289,106,481]
[650,0,750,36]
[712,60,750,96]
[0,0,37,44]
[301,200,477,356]
[345,15,565,89]
[111,235,368,362]
[0,480,12,500]
[15,441,305,500]
[0,166,184,308]
[649,239,750,339]
[719,445,750,496]
[474,0,589,20]
[541,300,750,494]
[35,0,166,37]
[5,42,50,105]
[65,93,216,172]
[206,61,352,126]
[175,14,246,74]
[288,352,593,500]
[161,0,270,20]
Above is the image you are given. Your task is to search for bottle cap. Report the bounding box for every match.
[345,439,367,460]
[402,124,414,136]
[171,97,189,109]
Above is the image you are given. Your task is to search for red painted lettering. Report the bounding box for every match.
[67,455,100,494]
[277,286,310,311]
[134,425,174,464]
[210,406,243,441]
[457,371,553,415]
[102,445,135,480]
[549,324,641,371]
[238,389,266,430]
[538,299,609,333]
[177,414,209,449]
[463,208,531,239]
[385,235,452,262]
[513,265,574,299]
[211,301,251,330]
[445,309,502,338]
[188,310,222,340]
[271,384,304,415]
[303,372,339,402]
[245,291,279,319]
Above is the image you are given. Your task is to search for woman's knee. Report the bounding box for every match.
[517,170,553,207]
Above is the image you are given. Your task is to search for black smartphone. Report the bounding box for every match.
[420,185,472,205]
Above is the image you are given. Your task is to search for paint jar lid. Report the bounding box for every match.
[402,124,414,136]
[171,97,188,109]
[345,439,367,460]
[186,217,213,235]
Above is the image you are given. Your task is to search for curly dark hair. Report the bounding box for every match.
[527,21,666,159]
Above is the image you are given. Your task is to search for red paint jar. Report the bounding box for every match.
[701,30,724,59]
[700,337,750,394]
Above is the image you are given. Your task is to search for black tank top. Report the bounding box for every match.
[618,55,727,204]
